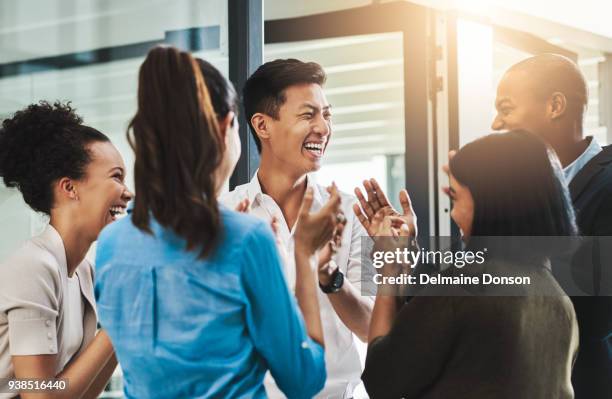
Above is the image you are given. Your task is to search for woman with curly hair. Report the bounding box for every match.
[0,101,133,398]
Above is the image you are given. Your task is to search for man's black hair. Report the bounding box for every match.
[243,58,326,152]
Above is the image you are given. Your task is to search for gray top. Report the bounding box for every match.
[363,258,579,399]
[0,225,97,398]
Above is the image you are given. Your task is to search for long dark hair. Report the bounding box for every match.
[450,130,577,238]
[128,46,226,258]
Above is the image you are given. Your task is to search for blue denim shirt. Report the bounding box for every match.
[95,207,325,399]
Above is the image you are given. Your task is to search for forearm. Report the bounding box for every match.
[82,352,117,399]
[294,248,325,347]
[368,295,399,344]
[16,331,114,399]
[55,330,115,398]
[326,280,373,342]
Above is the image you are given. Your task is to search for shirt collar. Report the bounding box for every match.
[563,136,603,183]
[36,224,69,279]
[245,170,324,206]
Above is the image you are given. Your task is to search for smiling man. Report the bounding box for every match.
[220,59,373,398]
[492,54,612,398]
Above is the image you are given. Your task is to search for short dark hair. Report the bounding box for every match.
[450,130,577,238]
[0,101,109,214]
[243,58,326,152]
[507,53,588,124]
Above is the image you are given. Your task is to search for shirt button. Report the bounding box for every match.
[45,320,51,326]
[47,332,53,339]
[301,341,309,349]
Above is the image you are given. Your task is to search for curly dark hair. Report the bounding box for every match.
[0,101,110,214]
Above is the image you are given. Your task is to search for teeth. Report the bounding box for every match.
[304,142,324,151]
[109,206,125,216]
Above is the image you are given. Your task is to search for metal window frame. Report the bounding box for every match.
[228,0,263,189]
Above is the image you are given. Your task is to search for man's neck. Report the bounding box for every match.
[554,129,590,168]
[257,159,308,230]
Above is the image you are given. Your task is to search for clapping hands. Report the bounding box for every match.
[295,183,344,257]
[353,178,417,239]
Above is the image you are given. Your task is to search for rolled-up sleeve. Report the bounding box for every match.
[0,252,60,355]
[241,222,326,399]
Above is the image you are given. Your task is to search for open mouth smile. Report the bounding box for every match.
[109,205,127,221]
[303,141,326,158]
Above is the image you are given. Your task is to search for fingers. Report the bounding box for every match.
[442,163,450,176]
[443,150,457,176]
[234,198,250,213]
[399,223,411,237]
[298,187,315,218]
[331,219,345,251]
[386,215,408,227]
[353,203,370,230]
[354,187,374,218]
[370,178,390,208]
[399,189,413,216]
[270,216,279,235]
[372,210,384,230]
[363,179,382,212]
[441,186,451,197]
[321,182,341,215]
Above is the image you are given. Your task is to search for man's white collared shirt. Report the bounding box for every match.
[220,172,373,399]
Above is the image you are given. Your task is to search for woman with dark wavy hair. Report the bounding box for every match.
[0,101,132,398]
[94,46,340,398]
[359,130,579,399]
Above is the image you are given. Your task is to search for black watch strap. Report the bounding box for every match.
[319,266,344,294]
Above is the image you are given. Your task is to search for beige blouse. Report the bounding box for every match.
[0,225,97,398]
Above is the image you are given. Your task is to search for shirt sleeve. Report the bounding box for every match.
[361,296,457,399]
[0,250,60,355]
[240,221,326,399]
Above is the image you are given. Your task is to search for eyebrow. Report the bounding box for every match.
[495,97,512,108]
[109,166,125,174]
[299,103,333,112]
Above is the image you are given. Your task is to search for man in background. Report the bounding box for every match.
[492,53,612,398]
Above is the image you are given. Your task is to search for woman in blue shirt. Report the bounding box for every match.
[95,47,339,398]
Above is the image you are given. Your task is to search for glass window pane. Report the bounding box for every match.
[0,1,228,397]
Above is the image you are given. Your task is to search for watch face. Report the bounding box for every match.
[332,269,344,289]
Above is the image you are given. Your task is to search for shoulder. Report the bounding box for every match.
[0,238,61,296]
[219,207,275,249]
[97,215,135,246]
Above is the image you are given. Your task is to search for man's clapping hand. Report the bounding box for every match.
[295,183,343,257]
[353,178,417,239]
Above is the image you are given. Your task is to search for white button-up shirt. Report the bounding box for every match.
[220,172,373,398]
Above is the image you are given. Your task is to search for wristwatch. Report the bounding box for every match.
[319,265,344,294]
